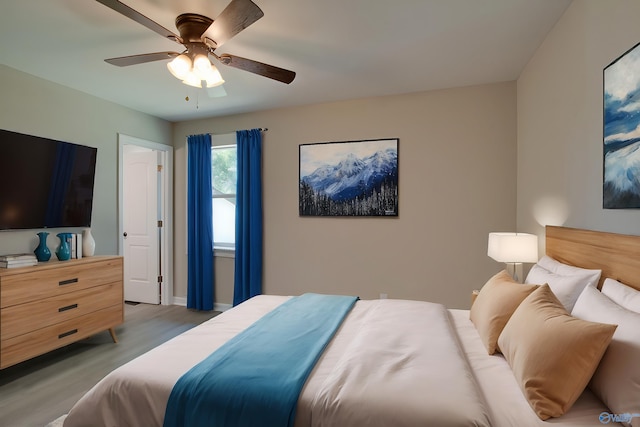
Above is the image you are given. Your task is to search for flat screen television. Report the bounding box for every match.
[0,129,97,230]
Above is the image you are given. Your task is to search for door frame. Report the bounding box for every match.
[118,134,174,305]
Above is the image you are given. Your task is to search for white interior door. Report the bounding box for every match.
[123,146,159,304]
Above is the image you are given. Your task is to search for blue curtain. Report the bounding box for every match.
[187,134,214,311]
[233,129,263,306]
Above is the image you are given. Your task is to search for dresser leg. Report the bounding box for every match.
[108,328,118,343]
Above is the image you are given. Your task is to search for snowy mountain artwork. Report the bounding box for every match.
[299,139,398,216]
[604,42,640,208]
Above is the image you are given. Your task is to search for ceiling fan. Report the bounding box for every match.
[95,0,296,88]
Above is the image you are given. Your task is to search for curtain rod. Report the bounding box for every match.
[206,128,268,136]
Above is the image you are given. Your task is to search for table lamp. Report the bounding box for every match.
[487,232,538,282]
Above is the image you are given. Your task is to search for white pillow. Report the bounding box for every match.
[601,278,640,314]
[525,264,592,312]
[572,286,640,427]
[536,255,602,288]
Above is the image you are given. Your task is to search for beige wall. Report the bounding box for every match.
[518,0,640,245]
[0,65,172,257]
[174,82,517,309]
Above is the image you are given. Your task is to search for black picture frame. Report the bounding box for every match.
[603,41,640,209]
[299,138,399,217]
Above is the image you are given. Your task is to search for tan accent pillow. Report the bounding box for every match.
[469,270,539,354]
[498,284,617,420]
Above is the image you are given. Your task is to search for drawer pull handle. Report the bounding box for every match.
[59,278,78,286]
[58,303,78,312]
[58,329,78,339]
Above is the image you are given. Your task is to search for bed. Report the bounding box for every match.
[64,226,640,427]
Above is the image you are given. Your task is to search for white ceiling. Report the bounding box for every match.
[0,0,571,122]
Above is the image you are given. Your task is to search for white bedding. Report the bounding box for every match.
[294,298,490,427]
[64,296,618,427]
[449,309,620,427]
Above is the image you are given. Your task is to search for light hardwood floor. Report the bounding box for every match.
[0,303,220,427]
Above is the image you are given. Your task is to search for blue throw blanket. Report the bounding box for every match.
[163,293,359,427]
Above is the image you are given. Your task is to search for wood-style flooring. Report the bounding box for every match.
[0,303,220,427]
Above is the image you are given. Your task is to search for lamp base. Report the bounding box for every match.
[506,263,524,283]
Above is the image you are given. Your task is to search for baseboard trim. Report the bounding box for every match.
[215,303,232,312]
[172,296,186,306]
[171,297,231,312]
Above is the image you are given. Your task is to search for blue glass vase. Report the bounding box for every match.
[34,231,51,262]
[56,233,72,261]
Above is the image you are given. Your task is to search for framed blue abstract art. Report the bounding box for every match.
[299,138,399,216]
[604,41,640,209]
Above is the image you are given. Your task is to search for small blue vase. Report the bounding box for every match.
[56,233,72,261]
[34,231,51,262]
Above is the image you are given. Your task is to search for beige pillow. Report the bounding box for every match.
[498,284,617,420]
[470,270,538,354]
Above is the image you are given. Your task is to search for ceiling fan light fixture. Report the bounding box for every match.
[182,72,204,88]
[168,52,224,89]
[167,54,192,80]
[204,65,225,88]
[193,54,212,79]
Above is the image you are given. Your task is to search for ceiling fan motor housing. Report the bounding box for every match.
[175,13,214,43]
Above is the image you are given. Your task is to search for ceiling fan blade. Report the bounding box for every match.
[95,0,182,43]
[105,52,179,67]
[217,54,295,84]
[203,0,264,48]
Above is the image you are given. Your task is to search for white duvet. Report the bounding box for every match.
[65,296,491,427]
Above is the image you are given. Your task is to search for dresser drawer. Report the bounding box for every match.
[0,304,122,369]
[1,282,123,340]
[0,258,122,308]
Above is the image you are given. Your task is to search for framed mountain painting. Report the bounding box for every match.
[299,138,398,216]
[604,41,640,208]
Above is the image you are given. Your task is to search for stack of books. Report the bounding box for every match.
[0,253,38,268]
[71,233,83,259]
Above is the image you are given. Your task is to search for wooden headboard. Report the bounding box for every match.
[545,226,640,291]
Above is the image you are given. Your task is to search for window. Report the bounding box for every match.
[211,141,236,251]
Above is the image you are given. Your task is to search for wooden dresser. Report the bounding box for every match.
[0,256,123,369]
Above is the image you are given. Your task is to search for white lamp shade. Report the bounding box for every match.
[204,65,225,88]
[167,53,225,89]
[182,71,203,88]
[487,232,538,263]
[166,54,192,80]
[193,54,212,80]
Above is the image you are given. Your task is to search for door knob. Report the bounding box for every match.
[123,232,128,238]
